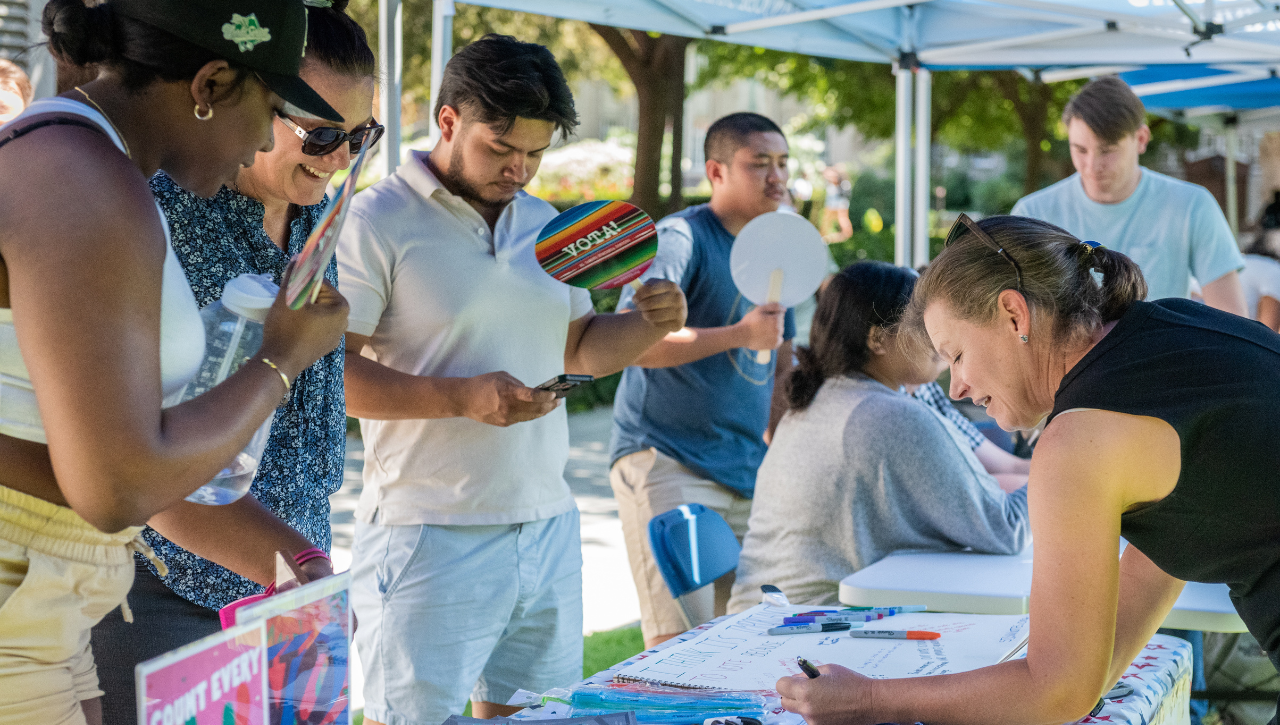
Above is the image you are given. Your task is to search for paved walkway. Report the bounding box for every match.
[333,408,641,709]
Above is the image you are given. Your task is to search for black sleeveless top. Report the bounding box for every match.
[1048,299,1280,656]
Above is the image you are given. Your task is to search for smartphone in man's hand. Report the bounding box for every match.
[536,374,594,398]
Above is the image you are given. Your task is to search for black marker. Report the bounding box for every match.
[796,656,821,679]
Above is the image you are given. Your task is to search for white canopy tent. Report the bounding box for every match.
[379,0,1280,266]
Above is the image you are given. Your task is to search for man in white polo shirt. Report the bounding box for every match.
[337,35,686,725]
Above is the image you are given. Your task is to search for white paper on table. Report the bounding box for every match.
[610,604,1030,692]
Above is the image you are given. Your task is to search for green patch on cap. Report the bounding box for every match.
[222,13,272,52]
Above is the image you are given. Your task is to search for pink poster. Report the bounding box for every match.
[136,621,269,725]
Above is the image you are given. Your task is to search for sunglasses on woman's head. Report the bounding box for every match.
[275,112,385,156]
[944,213,1024,292]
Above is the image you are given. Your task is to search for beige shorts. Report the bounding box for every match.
[0,484,158,725]
[610,448,752,641]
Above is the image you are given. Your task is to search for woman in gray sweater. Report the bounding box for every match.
[728,261,1030,610]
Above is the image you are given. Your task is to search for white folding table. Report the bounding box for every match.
[838,547,1247,633]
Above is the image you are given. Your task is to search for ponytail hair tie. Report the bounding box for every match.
[1081,240,1102,251]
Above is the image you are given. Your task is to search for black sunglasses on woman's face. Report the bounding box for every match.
[944,213,1024,292]
[276,112,386,156]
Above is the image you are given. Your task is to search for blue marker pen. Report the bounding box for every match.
[767,622,858,636]
[783,613,884,624]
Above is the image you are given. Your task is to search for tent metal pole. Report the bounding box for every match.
[913,67,932,267]
[895,63,914,267]
[378,0,404,178]
[1225,119,1239,236]
[430,0,456,141]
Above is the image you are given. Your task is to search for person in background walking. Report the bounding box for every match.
[821,165,853,243]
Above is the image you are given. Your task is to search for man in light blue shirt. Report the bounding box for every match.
[1012,76,1246,315]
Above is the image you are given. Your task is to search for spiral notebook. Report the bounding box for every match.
[612,605,1030,691]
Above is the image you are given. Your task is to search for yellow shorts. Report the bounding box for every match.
[0,484,162,725]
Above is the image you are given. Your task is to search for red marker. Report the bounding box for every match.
[847,630,940,641]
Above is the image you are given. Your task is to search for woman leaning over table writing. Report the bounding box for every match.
[777,214,1280,725]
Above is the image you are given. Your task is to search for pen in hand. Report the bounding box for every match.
[796,656,821,679]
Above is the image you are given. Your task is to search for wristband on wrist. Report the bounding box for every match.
[293,547,330,567]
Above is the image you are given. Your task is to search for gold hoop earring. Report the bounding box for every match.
[194,104,214,121]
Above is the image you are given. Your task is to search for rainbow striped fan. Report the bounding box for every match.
[536,200,658,290]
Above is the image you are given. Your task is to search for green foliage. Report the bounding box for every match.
[828,230,895,266]
[566,372,621,413]
[583,626,646,678]
[694,42,1068,154]
[527,135,636,203]
[942,167,972,210]
[345,2,630,115]
[694,43,891,137]
[1141,116,1202,169]
[972,176,1024,216]
[847,172,896,227]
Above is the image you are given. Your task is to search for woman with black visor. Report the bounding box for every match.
[89,3,381,723]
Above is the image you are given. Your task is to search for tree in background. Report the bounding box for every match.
[346,2,691,217]
[589,28,690,217]
[345,2,631,129]
[694,44,1085,195]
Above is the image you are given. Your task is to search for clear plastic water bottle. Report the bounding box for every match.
[165,274,279,505]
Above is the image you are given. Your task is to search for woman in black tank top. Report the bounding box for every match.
[776,214,1280,725]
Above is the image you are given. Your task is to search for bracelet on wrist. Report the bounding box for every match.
[259,357,292,398]
[293,547,330,567]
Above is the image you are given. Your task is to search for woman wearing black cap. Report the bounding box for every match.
[0,0,347,721]
[87,3,380,722]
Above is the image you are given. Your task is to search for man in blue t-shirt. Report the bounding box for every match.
[1012,76,1246,315]
[610,112,796,647]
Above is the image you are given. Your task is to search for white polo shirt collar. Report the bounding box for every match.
[400,150,540,257]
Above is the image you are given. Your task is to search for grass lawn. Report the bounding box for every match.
[353,626,645,724]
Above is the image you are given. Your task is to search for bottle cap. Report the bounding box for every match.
[220,273,279,323]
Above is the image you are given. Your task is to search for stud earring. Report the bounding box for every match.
[1020,335,1029,343]
[194,104,214,121]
